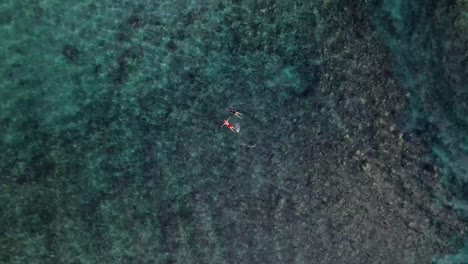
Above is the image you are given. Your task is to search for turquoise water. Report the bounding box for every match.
[1,0,466,263]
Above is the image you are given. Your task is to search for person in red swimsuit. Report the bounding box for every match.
[221,117,238,133]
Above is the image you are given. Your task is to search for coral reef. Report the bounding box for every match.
[0,0,466,263]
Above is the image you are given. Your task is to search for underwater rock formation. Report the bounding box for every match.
[0,0,466,263]
[62,44,80,61]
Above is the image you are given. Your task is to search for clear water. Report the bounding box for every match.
[1,0,466,263]
[370,1,468,261]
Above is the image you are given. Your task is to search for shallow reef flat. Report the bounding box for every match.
[0,0,466,263]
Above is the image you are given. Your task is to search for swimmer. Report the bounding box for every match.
[228,107,243,119]
[220,117,238,133]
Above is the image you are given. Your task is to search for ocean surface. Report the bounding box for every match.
[1,0,466,263]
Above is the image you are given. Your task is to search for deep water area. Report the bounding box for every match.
[0,0,467,263]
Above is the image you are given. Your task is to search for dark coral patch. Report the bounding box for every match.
[127,14,144,28]
[62,44,80,61]
[112,46,144,84]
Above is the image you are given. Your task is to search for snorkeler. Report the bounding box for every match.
[228,107,243,119]
[220,117,239,133]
